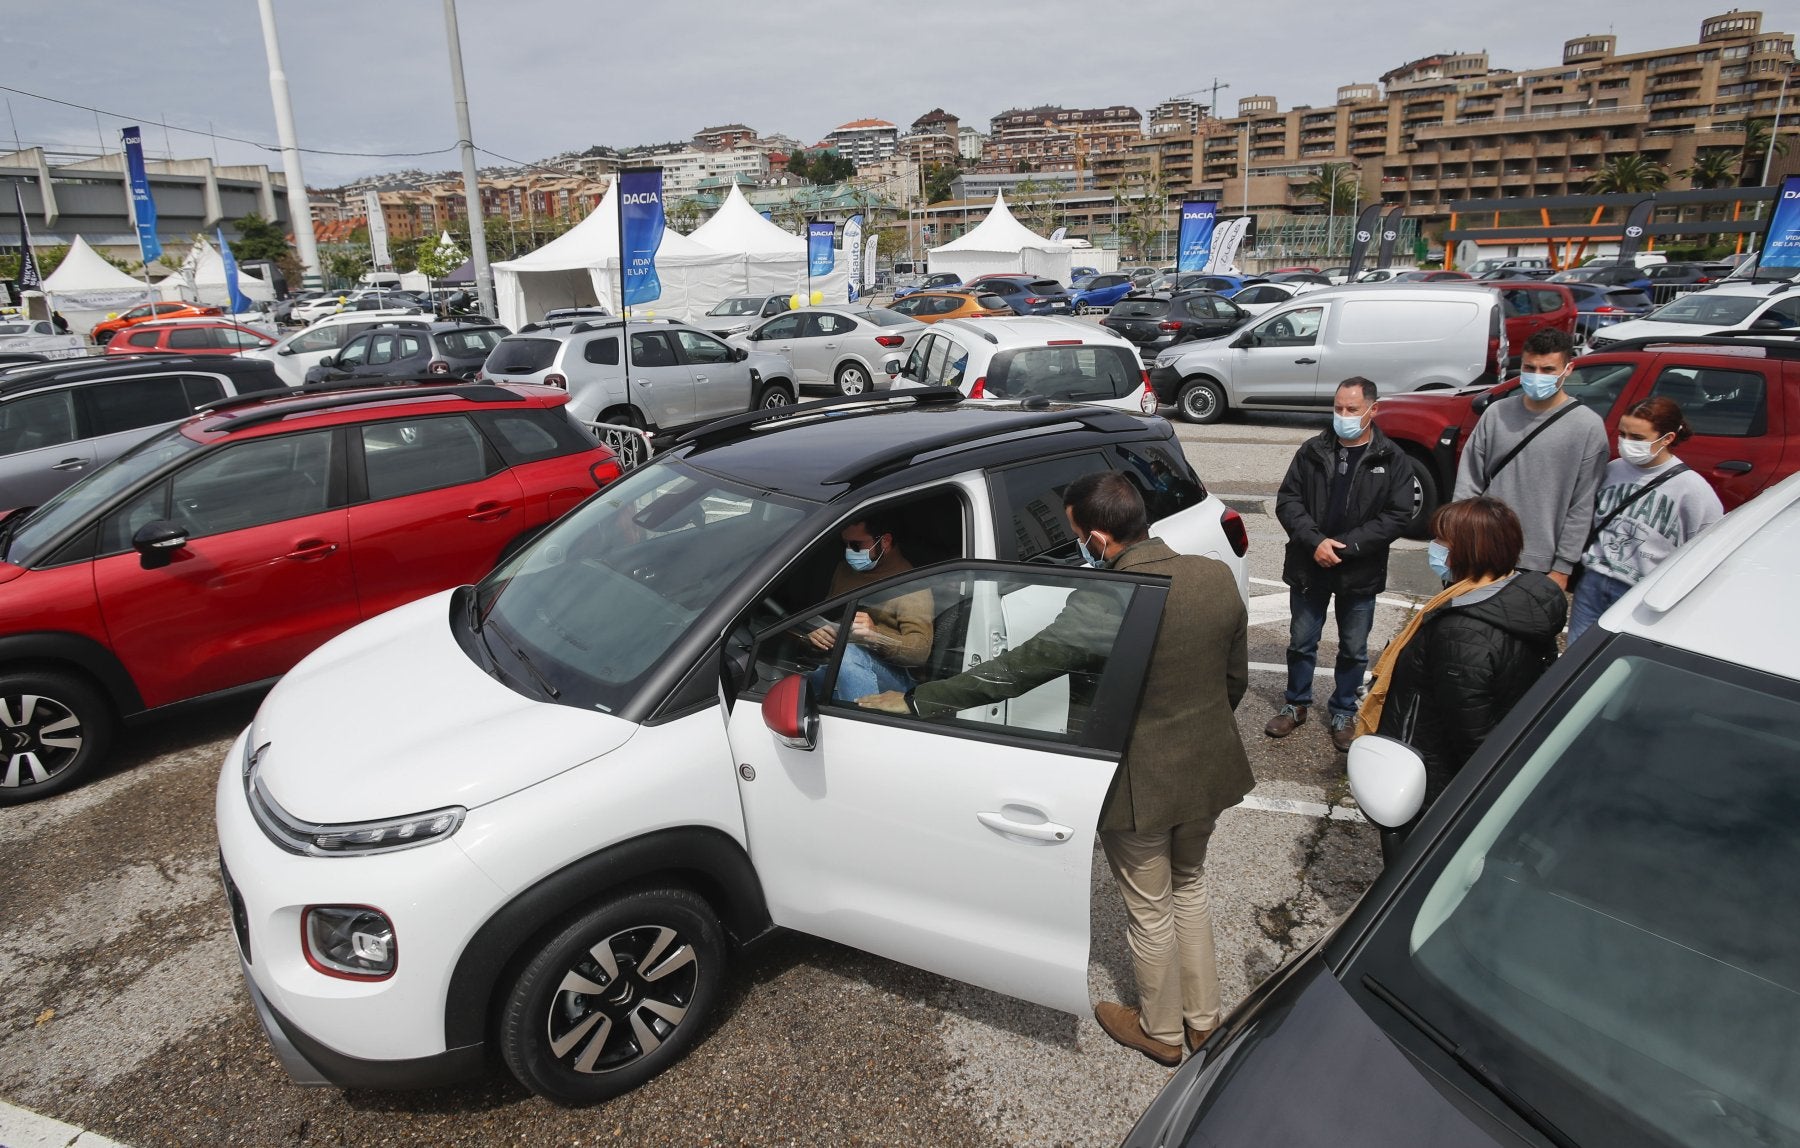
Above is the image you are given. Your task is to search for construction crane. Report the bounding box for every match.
[1162,78,1231,122]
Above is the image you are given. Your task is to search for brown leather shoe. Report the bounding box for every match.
[1185,1023,1217,1053]
[1329,714,1356,753]
[1264,704,1307,738]
[1094,1001,1183,1067]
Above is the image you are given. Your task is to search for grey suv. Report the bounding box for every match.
[480,319,796,465]
[0,356,287,506]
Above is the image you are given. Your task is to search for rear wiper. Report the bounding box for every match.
[1360,974,1578,1148]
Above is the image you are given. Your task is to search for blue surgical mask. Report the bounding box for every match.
[1332,412,1366,442]
[1518,371,1562,401]
[1426,540,1452,583]
[1076,532,1106,568]
[845,539,882,572]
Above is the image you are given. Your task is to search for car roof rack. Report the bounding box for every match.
[194,382,523,429]
[675,386,967,452]
[825,405,1150,487]
[1590,333,1800,359]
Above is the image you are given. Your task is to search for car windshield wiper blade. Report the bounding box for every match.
[483,621,560,700]
[1360,975,1579,1148]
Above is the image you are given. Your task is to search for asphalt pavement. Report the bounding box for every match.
[0,407,1443,1148]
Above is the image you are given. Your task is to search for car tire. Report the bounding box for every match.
[0,670,116,805]
[597,408,652,470]
[1177,378,1227,424]
[498,887,725,1105]
[834,363,871,396]
[1397,444,1442,542]
[756,382,795,409]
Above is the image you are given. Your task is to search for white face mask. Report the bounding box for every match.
[1618,437,1664,467]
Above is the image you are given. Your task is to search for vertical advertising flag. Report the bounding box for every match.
[1176,201,1217,273]
[1204,216,1251,274]
[843,214,864,302]
[121,126,163,263]
[807,221,837,278]
[13,184,42,292]
[1760,175,1800,274]
[1614,198,1657,266]
[364,188,392,269]
[863,234,878,292]
[1345,203,1384,277]
[617,168,666,308]
[1375,206,1405,269]
[216,226,251,315]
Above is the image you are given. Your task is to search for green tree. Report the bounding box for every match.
[326,250,368,288]
[1298,162,1360,214]
[668,196,703,233]
[0,243,70,282]
[414,234,464,282]
[922,163,957,205]
[1738,118,1790,186]
[788,150,854,184]
[1111,171,1171,260]
[1586,155,1669,195]
[1010,178,1066,235]
[227,213,293,262]
[1682,149,1737,190]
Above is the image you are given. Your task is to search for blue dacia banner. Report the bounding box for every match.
[617,169,665,307]
[1761,175,1800,275]
[216,226,251,315]
[1176,201,1216,273]
[808,221,836,278]
[121,126,162,262]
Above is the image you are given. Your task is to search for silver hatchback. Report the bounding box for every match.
[728,306,925,396]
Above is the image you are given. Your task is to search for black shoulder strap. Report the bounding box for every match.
[1584,464,1691,550]
[1479,399,1581,494]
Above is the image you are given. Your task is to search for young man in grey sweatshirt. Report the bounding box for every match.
[1452,328,1609,589]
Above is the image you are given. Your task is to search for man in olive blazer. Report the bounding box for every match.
[863,472,1251,1066]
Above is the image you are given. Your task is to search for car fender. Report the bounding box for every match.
[0,631,144,715]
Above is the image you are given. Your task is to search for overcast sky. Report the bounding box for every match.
[6,1,1727,187]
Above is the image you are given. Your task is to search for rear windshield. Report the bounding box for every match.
[987,344,1141,402]
[1647,293,1762,325]
[1607,290,1653,309]
[486,337,560,373]
[860,309,915,327]
[1109,299,1170,318]
[977,295,1009,311]
[1028,280,1064,294]
[440,328,503,356]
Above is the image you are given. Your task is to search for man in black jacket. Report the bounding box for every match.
[1270,377,1415,751]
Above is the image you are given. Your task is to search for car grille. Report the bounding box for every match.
[219,854,251,964]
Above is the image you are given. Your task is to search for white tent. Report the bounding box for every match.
[41,237,153,336]
[491,177,742,329]
[927,192,1073,284]
[688,184,810,296]
[180,234,277,309]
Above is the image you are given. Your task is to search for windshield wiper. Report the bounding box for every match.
[0,505,37,563]
[484,622,560,699]
[1360,975,1578,1148]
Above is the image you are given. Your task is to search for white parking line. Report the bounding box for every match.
[1238,793,1366,823]
[0,1101,132,1148]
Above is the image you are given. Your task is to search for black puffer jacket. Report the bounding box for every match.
[1376,571,1566,800]
[1275,426,1416,598]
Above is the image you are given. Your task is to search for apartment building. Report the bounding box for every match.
[1148,97,1206,135]
[822,119,901,167]
[900,109,962,166]
[978,105,1143,175]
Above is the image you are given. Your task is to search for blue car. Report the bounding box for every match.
[1070,272,1136,310]
[891,271,962,300]
[1145,272,1263,295]
[1070,265,1100,281]
[1563,282,1655,343]
[966,274,1076,315]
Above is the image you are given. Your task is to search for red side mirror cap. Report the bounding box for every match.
[761,674,817,750]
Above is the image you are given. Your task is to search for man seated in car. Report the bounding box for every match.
[807,516,934,701]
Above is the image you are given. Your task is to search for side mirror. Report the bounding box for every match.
[1347,735,1428,829]
[732,346,749,361]
[1751,315,1789,332]
[1231,333,1254,349]
[132,519,190,570]
[317,355,336,368]
[884,358,903,378]
[761,674,818,750]
[277,344,295,356]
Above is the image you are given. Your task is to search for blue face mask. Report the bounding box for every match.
[845,539,882,572]
[1332,411,1367,441]
[1518,371,1563,401]
[1426,540,1452,583]
[1076,532,1107,568]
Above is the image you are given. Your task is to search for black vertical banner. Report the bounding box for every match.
[1614,198,1656,266]
[1345,203,1385,278]
[1375,206,1406,268]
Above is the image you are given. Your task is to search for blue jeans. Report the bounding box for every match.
[1285,586,1376,719]
[1568,569,1631,644]
[808,643,913,704]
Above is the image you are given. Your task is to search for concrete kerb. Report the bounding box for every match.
[0,1101,133,1148]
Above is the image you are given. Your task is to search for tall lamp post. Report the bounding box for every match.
[442,0,494,319]
[255,0,323,290]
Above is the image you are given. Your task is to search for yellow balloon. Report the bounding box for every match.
[106,312,118,319]
[809,290,823,306]
[789,293,803,310]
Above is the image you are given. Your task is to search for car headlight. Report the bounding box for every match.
[244,741,465,856]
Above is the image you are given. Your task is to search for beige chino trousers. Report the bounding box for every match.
[1099,817,1222,1046]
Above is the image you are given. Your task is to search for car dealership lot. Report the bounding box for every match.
[0,412,1433,1147]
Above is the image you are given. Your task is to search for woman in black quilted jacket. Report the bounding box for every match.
[1376,497,1566,810]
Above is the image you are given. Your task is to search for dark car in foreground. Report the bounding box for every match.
[1101,291,1249,358]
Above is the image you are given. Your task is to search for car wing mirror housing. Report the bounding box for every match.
[132,519,190,570]
[732,346,749,361]
[761,674,818,750]
[1347,735,1428,828]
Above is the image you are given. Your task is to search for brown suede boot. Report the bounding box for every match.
[1094,1001,1183,1067]
[1264,704,1307,738]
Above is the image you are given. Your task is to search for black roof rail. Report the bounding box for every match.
[675,387,966,451]
[195,383,523,429]
[1588,333,1800,359]
[823,405,1148,487]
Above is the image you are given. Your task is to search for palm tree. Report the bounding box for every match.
[1738,118,1790,186]
[1679,149,1738,225]
[1585,155,1670,195]
[1298,163,1360,257]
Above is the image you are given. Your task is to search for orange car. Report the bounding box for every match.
[90,301,223,345]
[884,289,1011,323]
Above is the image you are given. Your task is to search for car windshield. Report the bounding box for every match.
[987,344,1141,402]
[486,337,561,373]
[1363,644,1800,1147]
[5,427,206,567]
[859,309,915,327]
[471,460,810,713]
[1645,293,1764,325]
[1110,299,1169,318]
[709,298,765,316]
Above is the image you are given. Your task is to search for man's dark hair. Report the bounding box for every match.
[853,512,898,541]
[1337,377,1378,403]
[1521,328,1575,363]
[1064,472,1148,542]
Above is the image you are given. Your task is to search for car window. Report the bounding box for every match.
[121,305,153,321]
[888,297,924,317]
[288,325,345,353]
[903,335,938,384]
[366,334,397,366]
[1650,366,1767,437]
[994,451,1113,563]
[984,281,1018,295]
[0,389,79,458]
[1028,280,1062,294]
[361,414,493,500]
[216,327,267,350]
[489,337,561,373]
[1609,290,1652,310]
[675,329,733,364]
[1112,298,1169,319]
[439,329,501,356]
[977,294,1009,312]
[1646,293,1761,325]
[397,334,426,359]
[581,336,620,366]
[1765,298,1800,328]
[1562,361,1637,417]
[629,331,677,367]
[925,334,952,383]
[1530,291,1565,315]
[181,375,225,406]
[1183,296,1218,319]
[167,327,212,350]
[1499,290,1534,318]
[988,345,1140,402]
[337,335,371,367]
[1250,306,1323,347]
[107,429,334,548]
[473,408,591,466]
[1237,286,1279,305]
[126,330,161,349]
[83,376,193,437]
[757,314,803,340]
[1112,441,1206,521]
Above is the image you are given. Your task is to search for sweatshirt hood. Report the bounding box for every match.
[1450,571,1567,639]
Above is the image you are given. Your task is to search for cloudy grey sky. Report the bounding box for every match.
[6,0,1727,186]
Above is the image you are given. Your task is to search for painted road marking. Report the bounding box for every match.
[1247,576,1422,614]
[1239,793,1366,823]
[0,1101,131,1148]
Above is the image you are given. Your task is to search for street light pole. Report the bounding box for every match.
[255,0,323,290]
[442,0,495,320]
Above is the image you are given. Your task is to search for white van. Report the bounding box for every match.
[1147,284,1504,423]
[241,309,433,387]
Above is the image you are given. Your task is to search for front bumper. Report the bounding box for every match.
[1147,363,1185,404]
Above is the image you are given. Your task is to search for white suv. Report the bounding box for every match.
[217,391,1250,1103]
[891,315,1157,414]
[1587,280,1800,350]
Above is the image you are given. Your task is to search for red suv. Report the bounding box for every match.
[1375,335,1797,534]
[105,319,277,356]
[0,383,621,803]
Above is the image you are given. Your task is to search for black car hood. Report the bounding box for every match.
[1130,960,1511,1147]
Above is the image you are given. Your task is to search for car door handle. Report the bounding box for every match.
[50,458,87,471]
[284,540,339,561]
[1294,357,1318,364]
[693,374,708,382]
[823,342,838,349]
[467,501,512,522]
[977,810,1073,843]
[1715,460,1753,474]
